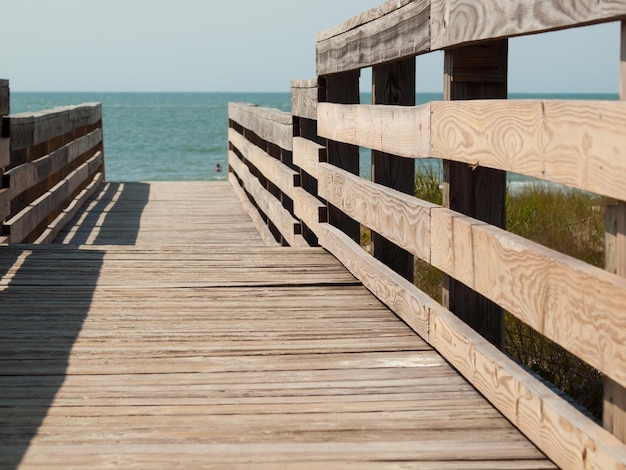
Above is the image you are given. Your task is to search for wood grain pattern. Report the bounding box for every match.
[292,137,324,179]
[313,221,625,470]
[317,102,431,158]
[291,186,326,234]
[430,0,623,51]
[317,163,434,263]
[291,79,318,120]
[316,0,430,75]
[429,208,626,389]
[429,304,626,470]
[228,103,292,151]
[320,100,626,200]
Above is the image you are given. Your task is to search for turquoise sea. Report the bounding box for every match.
[9,92,618,183]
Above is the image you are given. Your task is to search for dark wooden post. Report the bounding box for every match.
[442,41,508,349]
[321,71,361,243]
[371,59,416,280]
[603,21,626,444]
[0,80,9,240]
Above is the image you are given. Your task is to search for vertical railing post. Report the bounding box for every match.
[320,71,361,243]
[442,41,508,349]
[371,59,416,281]
[603,21,626,444]
[0,79,9,243]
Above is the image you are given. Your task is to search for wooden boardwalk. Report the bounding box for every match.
[0,182,556,469]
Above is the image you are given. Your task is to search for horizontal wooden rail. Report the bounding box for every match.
[244,1,626,466]
[317,0,626,75]
[318,100,626,201]
[228,103,308,248]
[314,161,626,390]
[290,157,626,470]
[1,101,105,243]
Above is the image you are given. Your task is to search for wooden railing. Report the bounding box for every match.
[229,1,626,468]
[0,82,105,244]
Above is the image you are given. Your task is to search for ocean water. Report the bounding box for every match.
[9,92,618,183]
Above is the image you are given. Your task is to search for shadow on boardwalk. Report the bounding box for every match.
[0,247,104,468]
[0,183,150,468]
[55,182,151,246]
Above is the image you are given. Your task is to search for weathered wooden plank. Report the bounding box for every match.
[291,79,319,120]
[229,172,280,247]
[430,207,626,389]
[8,103,101,152]
[317,102,431,158]
[432,99,626,201]
[291,187,327,234]
[429,302,626,470]
[292,137,325,180]
[316,0,430,75]
[228,128,298,199]
[228,103,292,151]
[229,151,307,247]
[317,163,434,263]
[430,0,624,51]
[4,152,103,243]
[320,100,626,201]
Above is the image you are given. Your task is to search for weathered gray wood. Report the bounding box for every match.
[431,0,625,51]
[371,58,416,281]
[228,103,293,151]
[317,0,430,75]
[442,41,507,349]
[291,79,319,120]
[9,103,101,152]
[5,129,102,200]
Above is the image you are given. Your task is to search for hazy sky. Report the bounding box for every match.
[1,0,620,93]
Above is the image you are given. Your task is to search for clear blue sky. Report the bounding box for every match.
[1,0,620,93]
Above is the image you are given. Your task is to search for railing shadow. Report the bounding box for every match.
[0,245,105,468]
[0,182,151,467]
[56,182,151,246]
